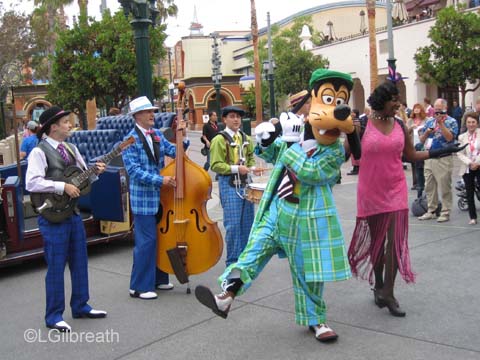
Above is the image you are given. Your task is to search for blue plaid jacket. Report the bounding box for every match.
[122,128,176,215]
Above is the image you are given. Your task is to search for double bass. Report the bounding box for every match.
[157,82,223,292]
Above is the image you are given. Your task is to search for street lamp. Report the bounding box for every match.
[168,82,175,112]
[211,33,222,124]
[167,48,175,112]
[266,12,275,118]
[118,0,159,101]
[385,0,397,82]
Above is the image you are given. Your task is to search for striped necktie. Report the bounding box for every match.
[57,143,71,165]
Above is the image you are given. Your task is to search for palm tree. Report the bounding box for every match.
[251,0,263,124]
[366,0,378,92]
[156,0,178,25]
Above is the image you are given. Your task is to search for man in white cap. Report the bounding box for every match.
[122,96,188,299]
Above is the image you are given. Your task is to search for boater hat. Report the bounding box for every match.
[37,106,71,139]
[128,96,158,116]
[288,90,309,109]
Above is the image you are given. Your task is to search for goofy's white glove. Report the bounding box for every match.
[255,120,280,147]
[280,112,303,143]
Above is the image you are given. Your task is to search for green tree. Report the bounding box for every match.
[0,3,33,76]
[47,11,166,126]
[414,6,480,108]
[245,16,329,117]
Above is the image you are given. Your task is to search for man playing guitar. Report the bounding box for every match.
[26,106,107,332]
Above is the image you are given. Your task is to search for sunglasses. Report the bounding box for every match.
[434,110,447,115]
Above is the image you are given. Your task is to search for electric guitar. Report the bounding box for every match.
[30,136,135,223]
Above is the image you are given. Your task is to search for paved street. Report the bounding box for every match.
[1,129,479,360]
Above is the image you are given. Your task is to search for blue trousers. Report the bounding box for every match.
[130,214,169,292]
[39,214,92,326]
[218,175,254,266]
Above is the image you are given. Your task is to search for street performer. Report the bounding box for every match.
[195,69,361,342]
[209,106,258,267]
[26,106,107,332]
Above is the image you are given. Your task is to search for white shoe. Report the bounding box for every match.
[418,212,437,220]
[156,283,174,290]
[129,290,158,299]
[309,324,338,342]
[437,213,449,222]
[47,320,72,332]
[195,282,235,319]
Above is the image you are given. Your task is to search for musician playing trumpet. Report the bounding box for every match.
[26,106,107,333]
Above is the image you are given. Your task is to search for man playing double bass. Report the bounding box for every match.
[122,96,188,300]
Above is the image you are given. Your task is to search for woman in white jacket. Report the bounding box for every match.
[457,112,480,225]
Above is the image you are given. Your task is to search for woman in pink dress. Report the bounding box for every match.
[348,82,466,317]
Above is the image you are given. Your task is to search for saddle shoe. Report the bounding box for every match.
[47,321,71,332]
[309,324,338,342]
[73,309,107,319]
[129,290,158,300]
[156,283,174,290]
[195,285,234,319]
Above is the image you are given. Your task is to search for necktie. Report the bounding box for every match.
[57,143,71,165]
[145,129,155,135]
[233,133,241,164]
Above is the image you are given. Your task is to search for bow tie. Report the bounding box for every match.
[145,129,155,135]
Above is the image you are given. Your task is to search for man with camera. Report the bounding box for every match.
[418,98,458,222]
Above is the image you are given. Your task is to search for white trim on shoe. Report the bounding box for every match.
[129,290,158,299]
[309,324,338,342]
[47,320,72,332]
[156,283,174,290]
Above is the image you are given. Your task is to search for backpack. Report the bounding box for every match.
[411,194,442,217]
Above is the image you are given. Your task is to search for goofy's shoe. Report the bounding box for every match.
[309,324,338,342]
[195,279,242,319]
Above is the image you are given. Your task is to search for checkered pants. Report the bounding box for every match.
[218,175,254,266]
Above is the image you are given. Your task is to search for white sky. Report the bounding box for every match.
[4,0,333,46]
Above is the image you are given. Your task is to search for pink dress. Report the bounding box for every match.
[348,119,415,284]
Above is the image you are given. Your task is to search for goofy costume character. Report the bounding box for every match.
[195,69,361,342]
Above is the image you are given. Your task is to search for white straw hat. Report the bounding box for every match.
[128,96,158,116]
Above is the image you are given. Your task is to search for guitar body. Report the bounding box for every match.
[30,166,92,223]
[29,136,135,224]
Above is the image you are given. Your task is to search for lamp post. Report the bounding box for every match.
[359,10,367,34]
[167,48,175,112]
[266,12,275,118]
[118,0,159,101]
[168,83,175,112]
[386,0,397,82]
[211,33,222,124]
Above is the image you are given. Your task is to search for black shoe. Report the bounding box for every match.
[47,321,71,332]
[375,292,406,317]
[347,170,358,175]
[72,309,107,319]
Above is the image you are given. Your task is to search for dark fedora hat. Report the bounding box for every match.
[222,106,245,118]
[37,106,71,139]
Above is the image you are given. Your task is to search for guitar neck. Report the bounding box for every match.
[74,145,122,184]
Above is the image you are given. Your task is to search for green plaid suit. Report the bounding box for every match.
[219,140,351,326]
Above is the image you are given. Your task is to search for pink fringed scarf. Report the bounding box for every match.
[348,209,415,284]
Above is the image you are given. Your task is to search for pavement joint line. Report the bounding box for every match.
[330,319,480,355]
[112,303,251,360]
[410,230,480,250]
